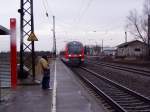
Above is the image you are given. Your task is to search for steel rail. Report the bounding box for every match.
[87,61,150,77]
[72,66,150,112]
[73,68,126,112]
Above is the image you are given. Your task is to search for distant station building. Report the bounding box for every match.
[116,40,147,59]
[85,45,101,56]
[103,49,116,56]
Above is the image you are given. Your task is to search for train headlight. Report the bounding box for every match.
[68,54,71,57]
[79,54,82,56]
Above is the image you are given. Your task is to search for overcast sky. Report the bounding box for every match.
[0,0,144,52]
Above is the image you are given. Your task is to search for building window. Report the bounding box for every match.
[135,48,141,51]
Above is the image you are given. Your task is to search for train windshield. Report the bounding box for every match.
[68,42,83,54]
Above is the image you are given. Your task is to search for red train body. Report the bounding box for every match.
[60,41,84,66]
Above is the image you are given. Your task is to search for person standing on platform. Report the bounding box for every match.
[37,55,50,89]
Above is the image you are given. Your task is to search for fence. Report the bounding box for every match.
[0,53,11,102]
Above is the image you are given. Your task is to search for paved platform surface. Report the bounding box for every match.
[0,85,52,112]
[54,60,106,112]
[0,59,106,112]
[0,88,13,102]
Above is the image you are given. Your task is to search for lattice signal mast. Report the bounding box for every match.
[18,0,36,79]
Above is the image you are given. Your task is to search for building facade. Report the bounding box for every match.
[116,40,147,59]
[85,45,101,56]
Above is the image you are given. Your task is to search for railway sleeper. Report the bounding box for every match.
[132,109,150,112]
[120,102,146,106]
[110,95,133,99]
[124,108,150,112]
[103,89,127,94]
[102,94,134,99]
[105,92,130,98]
[124,105,150,109]
[115,99,142,103]
[103,89,124,93]
[114,97,139,101]
[102,89,126,93]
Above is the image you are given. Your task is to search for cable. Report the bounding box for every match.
[75,0,93,24]
[40,0,94,39]
[45,0,54,15]
[72,0,86,23]
[71,0,94,33]
[40,0,53,29]
[41,0,50,18]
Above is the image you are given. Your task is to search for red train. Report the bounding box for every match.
[60,41,84,66]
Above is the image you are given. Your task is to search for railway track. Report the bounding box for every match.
[86,61,150,77]
[71,66,150,112]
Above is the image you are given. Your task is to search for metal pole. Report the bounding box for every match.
[19,0,24,80]
[53,16,56,58]
[31,0,35,80]
[148,15,150,59]
[18,0,35,80]
[19,0,35,80]
[0,71,1,102]
[125,32,127,43]
[102,40,103,52]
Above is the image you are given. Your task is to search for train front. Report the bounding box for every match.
[65,41,84,66]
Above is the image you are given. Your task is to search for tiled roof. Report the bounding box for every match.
[117,40,145,48]
[0,25,10,35]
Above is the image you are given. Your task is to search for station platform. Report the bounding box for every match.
[0,59,106,112]
[0,85,52,112]
[51,59,105,112]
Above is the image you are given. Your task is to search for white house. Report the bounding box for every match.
[116,40,147,59]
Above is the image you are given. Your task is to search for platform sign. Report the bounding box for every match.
[27,32,38,41]
[10,18,17,89]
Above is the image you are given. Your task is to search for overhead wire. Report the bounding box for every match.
[41,0,70,31]
[45,0,54,15]
[71,0,94,35]
[41,0,56,29]
[33,0,51,34]
[75,0,93,24]
[41,0,94,39]
[41,0,51,21]
[72,0,122,37]
[72,0,86,23]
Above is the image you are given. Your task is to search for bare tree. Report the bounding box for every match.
[126,0,150,44]
[143,0,150,15]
